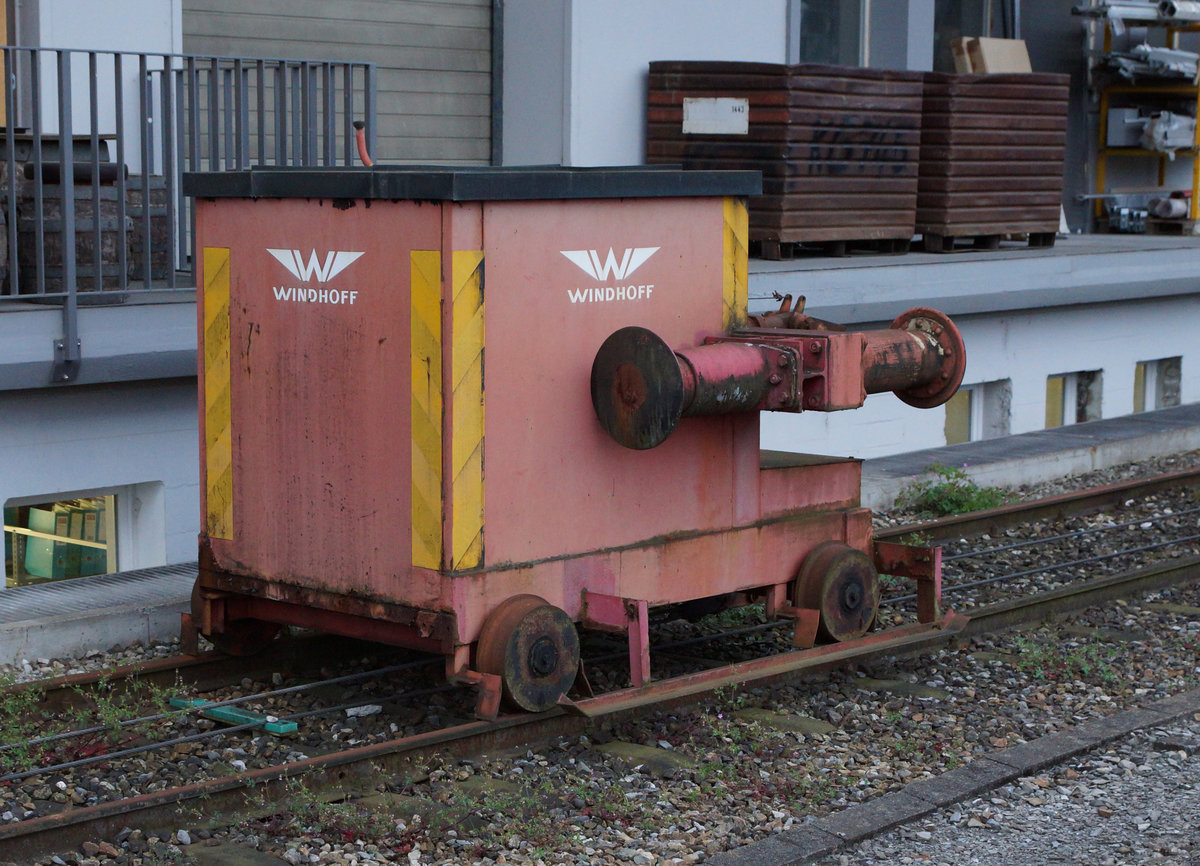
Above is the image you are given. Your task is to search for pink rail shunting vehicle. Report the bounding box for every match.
[184,166,964,717]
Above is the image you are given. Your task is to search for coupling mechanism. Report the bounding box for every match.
[591,307,966,450]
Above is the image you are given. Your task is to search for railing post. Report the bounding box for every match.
[139,54,153,288]
[114,52,129,294]
[53,49,81,383]
[302,61,316,165]
[88,51,102,294]
[207,56,219,171]
[5,48,19,300]
[274,61,287,165]
[322,63,334,165]
[30,48,45,298]
[364,64,377,160]
[342,63,353,165]
[160,55,176,289]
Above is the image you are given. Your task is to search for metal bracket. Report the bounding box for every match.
[52,336,82,383]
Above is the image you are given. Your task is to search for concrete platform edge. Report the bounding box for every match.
[705,689,1200,865]
[0,597,189,665]
[861,424,1200,511]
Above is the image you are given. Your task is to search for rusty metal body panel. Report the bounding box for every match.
[478,198,740,565]
[196,198,436,599]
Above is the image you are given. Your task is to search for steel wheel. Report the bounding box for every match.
[795,541,881,643]
[191,581,281,656]
[475,594,580,712]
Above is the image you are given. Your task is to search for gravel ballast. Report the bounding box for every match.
[1,452,1199,865]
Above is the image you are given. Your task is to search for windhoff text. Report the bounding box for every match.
[273,286,359,305]
[567,284,654,304]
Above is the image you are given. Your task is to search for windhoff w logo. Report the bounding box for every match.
[267,248,364,283]
[560,247,660,306]
[560,247,659,281]
[267,248,365,306]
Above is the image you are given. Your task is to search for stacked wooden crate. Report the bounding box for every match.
[647,61,924,258]
[916,72,1069,251]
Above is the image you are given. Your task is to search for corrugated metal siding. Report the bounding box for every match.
[182,0,491,164]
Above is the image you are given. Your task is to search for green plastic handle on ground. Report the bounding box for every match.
[170,697,298,734]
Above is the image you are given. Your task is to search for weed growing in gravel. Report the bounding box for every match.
[896,463,1011,517]
[1013,636,1120,683]
[256,778,395,841]
[0,673,45,772]
[678,697,838,814]
[476,774,607,857]
[705,601,766,628]
[0,670,187,777]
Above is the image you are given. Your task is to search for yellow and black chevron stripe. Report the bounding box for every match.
[203,247,233,540]
[410,249,485,572]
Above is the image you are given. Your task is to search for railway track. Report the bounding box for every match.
[2,469,1200,861]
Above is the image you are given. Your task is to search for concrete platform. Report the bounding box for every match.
[748,233,1200,325]
[2,404,1200,666]
[859,402,1200,510]
[0,563,195,666]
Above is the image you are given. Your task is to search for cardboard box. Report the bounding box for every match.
[951,38,974,73]
[968,37,1032,73]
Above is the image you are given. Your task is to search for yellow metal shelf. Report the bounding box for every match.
[1094,21,1200,222]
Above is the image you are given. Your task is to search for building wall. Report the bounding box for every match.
[1020,0,1090,233]
[760,296,1200,460]
[13,0,183,173]
[499,0,567,165]
[182,0,492,164]
[0,379,198,581]
[501,0,788,166]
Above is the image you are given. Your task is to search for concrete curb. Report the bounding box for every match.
[859,406,1200,511]
[0,598,188,665]
[705,687,1200,865]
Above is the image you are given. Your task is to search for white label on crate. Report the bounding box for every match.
[682,98,749,135]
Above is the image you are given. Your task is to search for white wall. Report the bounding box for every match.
[761,297,1200,459]
[0,380,198,580]
[29,0,181,52]
[502,0,789,166]
[17,0,183,173]
[568,0,788,165]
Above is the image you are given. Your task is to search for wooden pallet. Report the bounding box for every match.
[646,61,922,248]
[914,72,1069,248]
[920,231,1056,253]
[752,236,912,260]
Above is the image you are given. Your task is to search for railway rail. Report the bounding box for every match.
[2,468,1200,861]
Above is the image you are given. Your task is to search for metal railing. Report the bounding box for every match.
[0,46,376,378]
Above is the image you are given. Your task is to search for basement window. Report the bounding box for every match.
[3,495,117,588]
[1046,371,1103,428]
[945,380,1012,445]
[1134,357,1181,412]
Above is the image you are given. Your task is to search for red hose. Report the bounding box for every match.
[353,121,373,167]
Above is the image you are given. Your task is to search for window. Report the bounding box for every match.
[1046,371,1103,428]
[795,0,866,66]
[1134,357,1181,412]
[945,380,1012,444]
[3,495,117,588]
